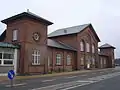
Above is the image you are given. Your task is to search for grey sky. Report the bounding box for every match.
[0,0,119,58]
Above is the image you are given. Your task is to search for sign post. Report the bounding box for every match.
[8,70,15,87]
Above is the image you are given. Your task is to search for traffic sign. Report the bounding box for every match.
[8,70,15,80]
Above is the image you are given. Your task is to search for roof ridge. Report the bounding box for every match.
[53,23,90,31]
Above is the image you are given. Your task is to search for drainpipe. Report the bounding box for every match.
[14,48,18,75]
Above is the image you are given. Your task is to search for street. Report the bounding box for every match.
[0,67,120,90]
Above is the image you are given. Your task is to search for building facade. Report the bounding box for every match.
[0,12,116,75]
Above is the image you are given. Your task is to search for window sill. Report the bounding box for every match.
[32,63,40,66]
[66,64,72,66]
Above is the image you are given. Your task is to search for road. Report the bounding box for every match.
[0,67,120,90]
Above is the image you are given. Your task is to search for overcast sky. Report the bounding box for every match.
[0,0,119,58]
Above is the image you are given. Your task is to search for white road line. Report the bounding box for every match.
[100,72,104,73]
[31,72,120,90]
[6,83,26,87]
[66,76,77,78]
[61,83,91,90]
[31,80,92,90]
[41,79,56,82]
[81,74,87,76]
[92,73,96,74]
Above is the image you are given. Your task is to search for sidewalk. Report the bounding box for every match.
[0,68,114,82]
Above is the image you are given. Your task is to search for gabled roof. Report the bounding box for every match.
[48,24,100,42]
[47,39,77,51]
[99,43,115,49]
[48,24,89,37]
[1,12,53,25]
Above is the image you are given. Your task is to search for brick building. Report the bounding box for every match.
[0,12,116,75]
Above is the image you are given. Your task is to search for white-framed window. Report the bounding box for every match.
[67,55,71,65]
[100,58,103,65]
[92,57,95,65]
[92,44,95,53]
[104,58,106,64]
[48,56,50,66]
[80,41,84,51]
[0,52,14,66]
[56,54,61,65]
[86,43,90,52]
[81,57,84,65]
[13,30,18,41]
[32,50,40,65]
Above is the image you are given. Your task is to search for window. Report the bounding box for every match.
[4,60,13,64]
[0,53,14,66]
[86,43,90,52]
[13,30,18,41]
[104,58,106,64]
[56,54,61,65]
[92,57,95,65]
[32,50,40,65]
[81,57,84,65]
[86,55,91,64]
[92,44,95,53]
[80,41,84,51]
[67,55,71,65]
[3,53,14,59]
[100,58,103,64]
[48,56,50,66]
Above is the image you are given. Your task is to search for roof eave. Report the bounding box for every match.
[1,12,53,25]
[99,47,116,49]
[47,45,77,51]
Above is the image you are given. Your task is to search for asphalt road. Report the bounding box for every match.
[0,67,120,90]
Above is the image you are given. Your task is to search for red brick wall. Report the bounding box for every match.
[77,27,99,69]
[47,47,76,72]
[4,18,48,74]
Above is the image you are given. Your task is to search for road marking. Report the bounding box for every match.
[92,73,96,74]
[61,83,91,90]
[30,72,120,90]
[76,80,94,83]
[31,80,93,90]
[100,72,104,73]
[42,79,56,82]
[81,74,87,76]
[66,76,77,78]
[6,83,26,87]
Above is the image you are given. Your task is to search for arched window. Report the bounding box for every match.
[81,57,84,65]
[67,55,71,65]
[80,41,84,51]
[92,57,95,65]
[92,44,95,53]
[86,43,90,52]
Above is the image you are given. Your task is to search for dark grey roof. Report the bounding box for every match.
[48,24,89,37]
[1,12,53,25]
[48,24,100,42]
[47,39,77,51]
[99,43,115,49]
[0,42,20,49]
